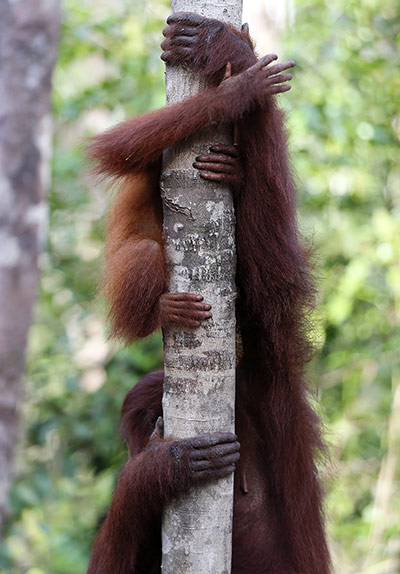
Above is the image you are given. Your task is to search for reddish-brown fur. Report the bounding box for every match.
[87,14,331,574]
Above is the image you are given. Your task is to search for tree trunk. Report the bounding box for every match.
[161,1,242,573]
[0,0,60,537]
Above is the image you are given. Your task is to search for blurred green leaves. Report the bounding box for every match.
[1,1,167,573]
[284,0,400,570]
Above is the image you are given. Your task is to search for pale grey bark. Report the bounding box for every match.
[0,0,59,537]
[161,1,242,573]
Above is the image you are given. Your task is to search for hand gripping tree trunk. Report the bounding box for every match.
[0,0,59,537]
[161,1,242,573]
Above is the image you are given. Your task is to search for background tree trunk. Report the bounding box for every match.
[161,1,242,573]
[0,0,60,538]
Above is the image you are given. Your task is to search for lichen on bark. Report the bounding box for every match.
[161,1,243,572]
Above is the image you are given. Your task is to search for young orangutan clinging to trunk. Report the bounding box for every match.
[87,13,331,574]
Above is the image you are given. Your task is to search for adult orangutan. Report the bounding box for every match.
[87,13,331,574]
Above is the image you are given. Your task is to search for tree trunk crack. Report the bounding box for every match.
[163,196,195,221]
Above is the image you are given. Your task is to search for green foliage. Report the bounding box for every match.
[284,0,400,570]
[1,1,167,573]
[1,0,399,572]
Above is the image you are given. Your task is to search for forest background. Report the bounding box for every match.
[1,0,399,572]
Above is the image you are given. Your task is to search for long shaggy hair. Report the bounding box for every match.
[87,19,331,573]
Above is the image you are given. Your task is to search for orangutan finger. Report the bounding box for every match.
[263,61,295,77]
[252,54,278,72]
[189,432,238,449]
[196,153,236,165]
[162,25,198,38]
[167,300,211,312]
[160,48,191,63]
[165,292,203,302]
[199,172,226,182]
[269,84,292,95]
[194,161,235,174]
[209,144,240,158]
[168,35,196,47]
[191,441,240,461]
[191,452,240,471]
[266,73,292,85]
[167,12,204,27]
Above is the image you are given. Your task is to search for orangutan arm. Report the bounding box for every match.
[87,55,294,178]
